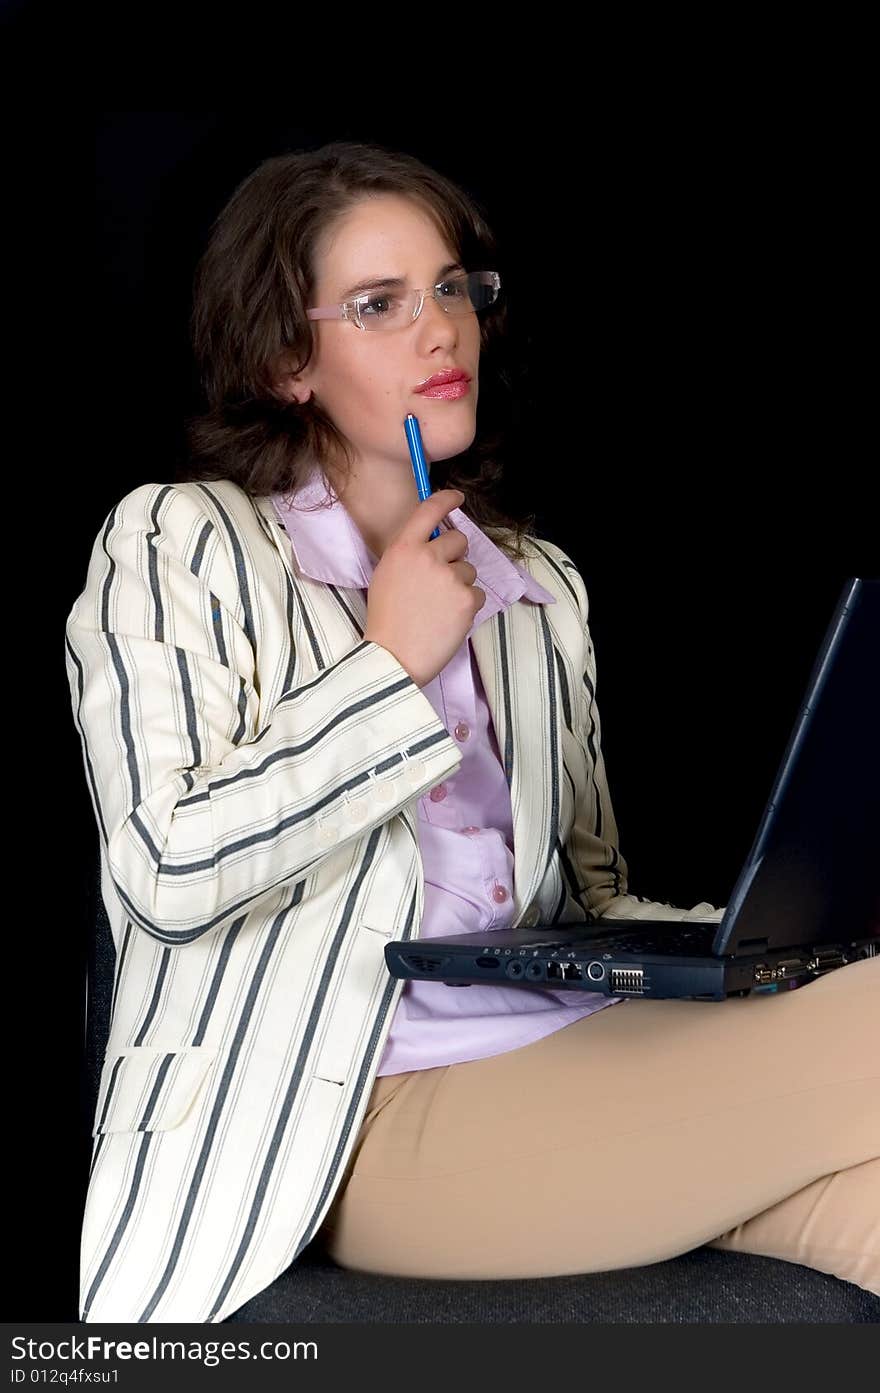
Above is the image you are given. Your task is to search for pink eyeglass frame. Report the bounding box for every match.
[306,271,501,330]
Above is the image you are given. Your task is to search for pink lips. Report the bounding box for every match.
[418,379,471,400]
[414,367,471,393]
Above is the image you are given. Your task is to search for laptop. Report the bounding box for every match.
[385,577,879,1002]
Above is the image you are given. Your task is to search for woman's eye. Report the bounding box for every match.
[362,293,397,316]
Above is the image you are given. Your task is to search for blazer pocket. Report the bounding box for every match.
[93,1045,220,1137]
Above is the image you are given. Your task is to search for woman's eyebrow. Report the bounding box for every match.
[339,261,464,299]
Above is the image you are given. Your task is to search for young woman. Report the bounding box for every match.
[66,140,879,1323]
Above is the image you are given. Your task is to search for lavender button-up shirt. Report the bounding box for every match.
[271,469,622,1076]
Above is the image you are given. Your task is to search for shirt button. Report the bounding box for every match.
[429,783,448,802]
[462,825,481,835]
[454,721,470,741]
[491,884,509,904]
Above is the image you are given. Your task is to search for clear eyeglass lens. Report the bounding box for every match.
[356,271,498,332]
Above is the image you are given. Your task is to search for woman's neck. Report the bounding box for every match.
[330,459,425,560]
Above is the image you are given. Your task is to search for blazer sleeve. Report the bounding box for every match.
[64,482,463,946]
[563,559,725,924]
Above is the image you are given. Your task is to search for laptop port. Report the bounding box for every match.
[505,960,525,980]
[524,961,545,981]
[546,961,564,980]
[809,948,847,974]
[753,964,775,984]
[775,958,807,977]
[610,967,645,994]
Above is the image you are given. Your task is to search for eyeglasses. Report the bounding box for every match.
[306,270,501,333]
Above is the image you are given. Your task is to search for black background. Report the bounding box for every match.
[18,111,876,1321]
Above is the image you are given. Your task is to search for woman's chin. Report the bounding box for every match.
[411,420,478,463]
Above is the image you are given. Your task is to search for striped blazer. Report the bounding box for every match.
[65,477,717,1322]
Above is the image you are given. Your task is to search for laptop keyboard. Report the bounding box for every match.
[585,923,719,956]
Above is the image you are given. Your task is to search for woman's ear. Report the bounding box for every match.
[271,351,313,405]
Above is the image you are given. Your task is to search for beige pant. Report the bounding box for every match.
[319,954,880,1295]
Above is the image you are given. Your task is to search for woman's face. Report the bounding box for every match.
[277,193,481,480]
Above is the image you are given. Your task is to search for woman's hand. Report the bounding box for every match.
[364,489,486,688]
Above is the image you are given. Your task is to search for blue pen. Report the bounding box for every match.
[404,413,442,539]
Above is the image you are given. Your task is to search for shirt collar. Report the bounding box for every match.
[270,465,556,617]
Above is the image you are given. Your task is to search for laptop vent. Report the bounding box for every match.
[402,953,449,975]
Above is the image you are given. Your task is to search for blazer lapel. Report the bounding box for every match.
[470,603,561,923]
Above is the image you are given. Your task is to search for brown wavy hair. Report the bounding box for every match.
[178,140,538,561]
